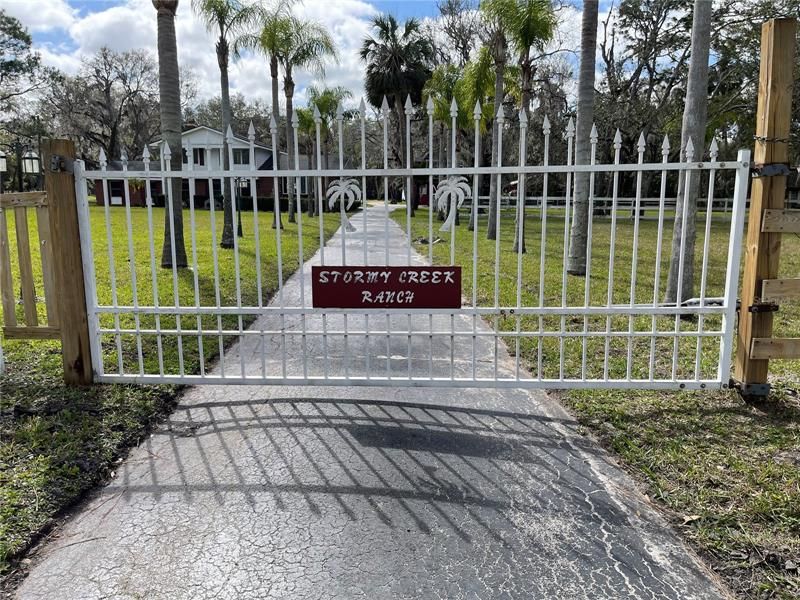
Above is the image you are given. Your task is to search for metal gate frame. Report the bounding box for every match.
[76,98,751,390]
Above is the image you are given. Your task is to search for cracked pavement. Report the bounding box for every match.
[17,206,730,599]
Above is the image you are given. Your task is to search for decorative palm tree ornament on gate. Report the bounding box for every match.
[435,176,471,232]
[326,178,360,232]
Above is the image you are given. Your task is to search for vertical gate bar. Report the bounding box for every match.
[248,123,264,308]
[426,98,435,379]
[246,125,266,377]
[471,102,482,381]
[560,119,575,380]
[626,134,646,380]
[186,145,205,377]
[313,108,328,379]
[449,100,458,380]
[381,97,390,379]
[719,149,750,385]
[205,146,225,378]
[336,104,350,381]
[163,145,185,376]
[603,130,622,381]
[649,136,671,380]
[227,129,245,378]
[267,118,287,380]
[406,96,414,266]
[337,104,348,266]
[427,98,434,264]
[672,138,695,380]
[515,109,528,380]
[449,99,458,266]
[292,112,309,379]
[581,125,598,379]
[360,99,368,266]
[359,100,370,379]
[98,151,124,374]
[143,148,165,375]
[313,107,326,266]
[493,107,505,380]
[538,116,551,379]
[75,159,103,378]
[696,141,719,379]
[121,154,144,376]
[382,98,390,267]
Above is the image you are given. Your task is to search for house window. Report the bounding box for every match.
[193,148,205,166]
[233,149,249,165]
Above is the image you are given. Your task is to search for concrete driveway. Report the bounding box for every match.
[16,206,729,599]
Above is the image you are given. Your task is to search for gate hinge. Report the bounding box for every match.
[50,154,74,173]
[752,162,790,177]
[729,379,771,399]
[748,301,780,313]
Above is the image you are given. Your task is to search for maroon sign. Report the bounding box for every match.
[312,266,461,308]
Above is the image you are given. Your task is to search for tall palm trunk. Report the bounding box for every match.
[284,68,296,223]
[486,35,506,241]
[567,0,598,275]
[218,35,235,248]
[154,0,187,268]
[665,0,711,305]
[307,139,317,217]
[270,54,283,228]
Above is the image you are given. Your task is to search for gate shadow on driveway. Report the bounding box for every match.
[107,395,629,546]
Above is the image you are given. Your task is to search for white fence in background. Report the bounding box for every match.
[76,96,750,390]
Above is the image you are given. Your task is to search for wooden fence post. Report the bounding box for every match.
[734,18,797,397]
[42,139,93,385]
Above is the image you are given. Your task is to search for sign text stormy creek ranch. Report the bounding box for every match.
[311,266,462,309]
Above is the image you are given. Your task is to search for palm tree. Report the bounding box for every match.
[457,46,499,230]
[665,0,712,305]
[307,85,353,208]
[153,0,187,268]
[279,18,337,223]
[236,1,292,227]
[566,0,598,275]
[483,0,555,253]
[326,177,361,231]
[435,176,471,232]
[191,0,259,248]
[237,3,292,148]
[360,15,435,184]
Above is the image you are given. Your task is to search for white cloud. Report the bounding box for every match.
[68,0,157,54]
[3,0,77,32]
[18,0,378,112]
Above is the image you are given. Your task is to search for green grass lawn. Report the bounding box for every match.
[395,205,800,599]
[0,204,338,580]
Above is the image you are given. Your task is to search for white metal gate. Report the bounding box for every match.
[76,97,750,389]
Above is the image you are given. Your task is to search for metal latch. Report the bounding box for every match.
[50,154,74,173]
[752,163,791,177]
[748,301,780,313]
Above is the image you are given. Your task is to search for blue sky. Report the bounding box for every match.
[6,0,585,109]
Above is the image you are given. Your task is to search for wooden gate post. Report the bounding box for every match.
[42,139,93,385]
[734,18,797,398]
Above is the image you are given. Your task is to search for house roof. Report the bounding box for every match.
[151,125,271,150]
